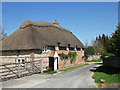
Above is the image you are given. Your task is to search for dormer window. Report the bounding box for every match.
[42,46,47,52]
[68,44,70,48]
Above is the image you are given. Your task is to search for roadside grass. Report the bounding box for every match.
[60,63,89,71]
[85,59,102,62]
[93,65,120,88]
[43,70,57,74]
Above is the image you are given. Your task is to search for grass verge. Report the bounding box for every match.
[60,63,89,71]
[43,70,57,74]
[93,65,120,88]
[85,59,102,62]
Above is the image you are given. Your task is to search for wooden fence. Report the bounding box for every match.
[0,60,43,81]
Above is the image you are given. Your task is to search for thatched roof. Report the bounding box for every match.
[2,19,84,51]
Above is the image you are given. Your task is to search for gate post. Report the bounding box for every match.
[18,62,20,78]
[30,59,33,74]
[40,60,43,73]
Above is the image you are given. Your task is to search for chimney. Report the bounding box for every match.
[53,19,59,26]
[55,19,57,22]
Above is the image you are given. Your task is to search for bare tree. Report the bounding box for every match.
[0,26,7,40]
[84,40,89,47]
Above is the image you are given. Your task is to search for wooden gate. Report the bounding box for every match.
[0,60,43,81]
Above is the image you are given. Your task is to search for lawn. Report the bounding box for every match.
[60,63,89,71]
[43,70,57,74]
[85,59,102,62]
[93,65,120,88]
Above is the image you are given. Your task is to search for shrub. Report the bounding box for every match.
[58,53,68,60]
[68,52,77,63]
[64,55,69,59]
[100,51,115,58]
[58,52,77,63]
[84,46,95,59]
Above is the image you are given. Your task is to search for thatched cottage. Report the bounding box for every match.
[1,19,84,71]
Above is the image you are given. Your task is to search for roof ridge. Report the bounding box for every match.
[19,19,71,32]
[20,19,33,29]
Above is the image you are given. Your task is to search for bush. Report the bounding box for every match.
[100,51,115,58]
[85,59,102,62]
[64,55,69,59]
[68,52,77,63]
[84,46,95,59]
[43,70,57,74]
[59,52,77,63]
[58,53,68,60]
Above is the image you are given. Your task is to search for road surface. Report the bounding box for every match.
[33,62,101,88]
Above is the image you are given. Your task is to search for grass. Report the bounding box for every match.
[60,63,89,71]
[93,65,120,88]
[43,70,57,74]
[85,59,102,62]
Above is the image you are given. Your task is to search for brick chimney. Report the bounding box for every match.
[53,19,59,26]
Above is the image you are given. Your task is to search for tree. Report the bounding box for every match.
[93,34,111,54]
[110,25,120,56]
[0,26,7,40]
[99,35,102,41]
[84,46,95,59]
[84,40,89,47]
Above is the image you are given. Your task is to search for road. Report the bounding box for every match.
[33,62,102,88]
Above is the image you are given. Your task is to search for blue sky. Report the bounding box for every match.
[2,2,118,45]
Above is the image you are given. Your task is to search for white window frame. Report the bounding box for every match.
[17,58,25,66]
[42,46,48,52]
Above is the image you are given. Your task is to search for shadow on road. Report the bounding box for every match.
[89,69,96,72]
[93,62,103,65]
[89,62,103,72]
[93,66,98,68]
[89,65,120,75]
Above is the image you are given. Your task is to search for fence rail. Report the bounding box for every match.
[0,60,43,81]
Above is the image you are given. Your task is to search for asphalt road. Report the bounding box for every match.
[33,62,102,88]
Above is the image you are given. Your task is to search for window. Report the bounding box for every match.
[42,46,47,52]
[22,59,25,64]
[59,46,66,50]
[69,47,74,51]
[48,46,55,50]
[17,58,25,66]
[18,59,20,63]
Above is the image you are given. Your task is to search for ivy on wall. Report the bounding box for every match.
[58,53,68,60]
[68,52,77,63]
[58,52,77,63]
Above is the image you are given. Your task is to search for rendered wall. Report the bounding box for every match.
[0,50,49,70]
[1,49,85,70]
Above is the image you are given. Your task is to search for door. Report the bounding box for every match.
[49,57,54,71]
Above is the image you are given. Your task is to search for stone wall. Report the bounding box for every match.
[103,56,120,68]
[87,55,101,61]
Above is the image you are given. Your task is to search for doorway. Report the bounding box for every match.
[49,57,58,71]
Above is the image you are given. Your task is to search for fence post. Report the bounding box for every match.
[40,60,43,73]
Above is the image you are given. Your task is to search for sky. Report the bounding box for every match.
[2,2,118,45]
